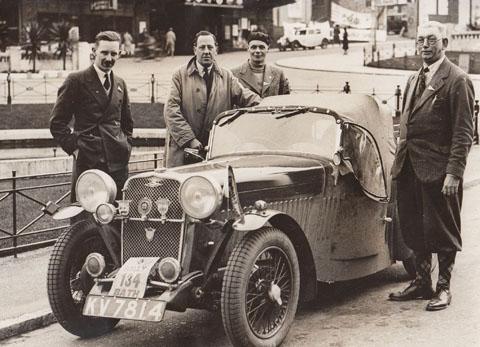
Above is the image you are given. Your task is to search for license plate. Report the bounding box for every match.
[83,295,166,322]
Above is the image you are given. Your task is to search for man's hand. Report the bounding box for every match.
[188,138,203,150]
[442,174,460,196]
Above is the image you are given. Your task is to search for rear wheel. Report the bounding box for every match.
[320,38,329,49]
[221,227,300,347]
[47,220,119,337]
[291,41,301,50]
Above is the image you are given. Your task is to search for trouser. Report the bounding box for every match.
[415,251,456,290]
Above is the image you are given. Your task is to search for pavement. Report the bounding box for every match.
[2,45,480,341]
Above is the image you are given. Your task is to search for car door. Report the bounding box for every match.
[330,123,389,260]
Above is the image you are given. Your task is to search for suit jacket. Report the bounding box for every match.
[50,65,133,172]
[231,62,290,97]
[391,57,474,183]
[164,57,260,167]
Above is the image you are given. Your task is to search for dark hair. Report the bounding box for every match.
[248,31,271,46]
[95,31,121,45]
[193,31,218,47]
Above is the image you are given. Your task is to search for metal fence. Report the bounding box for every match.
[363,41,417,66]
[0,153,163,258]
[2,72,171,104]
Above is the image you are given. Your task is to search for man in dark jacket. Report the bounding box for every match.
[389,21,474,311]
[231,31,290,97]
[50,31,133,201]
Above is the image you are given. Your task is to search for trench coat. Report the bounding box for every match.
[231,62,290,97]
[50,65,133,198]
[391,57,474,252]
[164,57,260,167]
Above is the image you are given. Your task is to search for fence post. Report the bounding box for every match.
[343,81,351,94]
[316,83,320,94]
[154,153,158,169]
[392,43,396,58]
[151,74,155,103]
[363,47,366,66]
[12,170,17,258]
[475,100,479,145]
[7,71,12,105]
[376,50,380,67]
[403,52,408,69]
[44,74,48,103]
[395,85,402,117]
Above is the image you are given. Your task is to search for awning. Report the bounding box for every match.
[183,0,294,10]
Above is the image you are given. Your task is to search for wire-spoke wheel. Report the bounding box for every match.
[47,220,119,337]
[222,227,300,347]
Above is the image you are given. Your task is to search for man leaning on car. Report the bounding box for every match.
[164,30,260,167]
[389,21,474,311]
[231,31,290,97]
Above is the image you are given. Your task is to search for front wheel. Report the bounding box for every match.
[47,220,119,337]
[221,227,300,347]
[320,38,328,49]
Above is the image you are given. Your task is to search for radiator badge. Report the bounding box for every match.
[138,197,153,219]
[145,227,156,242]
[155,198,171,222]
[146,176,164,188]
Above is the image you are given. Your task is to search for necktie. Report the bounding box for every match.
[203,66,211,99]
[103,73,110,91]
[416,67,429,99]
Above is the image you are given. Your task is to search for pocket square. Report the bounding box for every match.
[427,85,435,91]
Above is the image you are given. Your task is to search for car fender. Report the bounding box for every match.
[232,209,284,232]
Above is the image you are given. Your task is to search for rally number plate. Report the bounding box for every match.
[83,295,166,322]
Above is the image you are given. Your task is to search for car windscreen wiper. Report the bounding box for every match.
[275,107,310,119]
[218,109,248,127]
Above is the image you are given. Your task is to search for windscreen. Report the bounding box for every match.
[210,112,339,159]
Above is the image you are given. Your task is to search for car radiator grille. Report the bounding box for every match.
[121,175,184,263]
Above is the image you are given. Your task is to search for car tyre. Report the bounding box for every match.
[221,227,300,347]
[47,220,119,337]
[291,41,301,50]
[320,38,328,49]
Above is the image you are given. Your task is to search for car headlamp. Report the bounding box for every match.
[76,169,117,212]
[179,175,222,219]
[95,203,116,224]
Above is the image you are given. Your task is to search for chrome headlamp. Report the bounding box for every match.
[179,175,222,219]
[95,203,116,224]
[76,169,117,212]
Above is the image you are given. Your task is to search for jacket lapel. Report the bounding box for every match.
[411,59,450,116]
[261,65,274,97]
[83,65,109,109]
[238,62,262,95]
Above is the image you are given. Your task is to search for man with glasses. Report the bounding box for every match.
[389,21,474,311]
[164,31,260,167]
[232,32,290,97]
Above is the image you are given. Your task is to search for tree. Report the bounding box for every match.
[22,21,46,72]
[49,20,72,70]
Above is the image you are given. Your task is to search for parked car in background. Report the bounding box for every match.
[47,94,415,347]
[278,21,331,50]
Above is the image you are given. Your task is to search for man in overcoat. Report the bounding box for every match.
[50,31,133,201]
[389,21,474,311]
[231,31,290,97]
[164,31,260,167]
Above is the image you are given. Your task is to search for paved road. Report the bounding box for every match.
[4,182,480,347]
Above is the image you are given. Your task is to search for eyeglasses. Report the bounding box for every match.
[416,36,442,46]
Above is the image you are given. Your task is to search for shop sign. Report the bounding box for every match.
[90,0,118,11]
[184,0,243,8]
[331,2,373,29]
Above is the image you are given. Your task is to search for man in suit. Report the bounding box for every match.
[50,31,133,201]
[164,31,260,167]
[231,32,290,97]
[389,21,474,311]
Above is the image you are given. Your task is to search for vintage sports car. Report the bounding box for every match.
[47,94,414,347]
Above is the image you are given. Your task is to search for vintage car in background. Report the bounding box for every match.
[277,21,331,50]
[47,94,414,347]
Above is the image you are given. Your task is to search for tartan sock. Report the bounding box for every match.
[437,251,456,291]
[414,252,432,286]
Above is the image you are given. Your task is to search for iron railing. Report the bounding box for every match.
[0,152,163,258]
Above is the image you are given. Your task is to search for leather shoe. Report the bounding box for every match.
[426,288,452,311]
[389,281,434,301]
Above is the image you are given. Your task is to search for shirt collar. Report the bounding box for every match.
[423,55,445,77]
[196,60,212,77]
[93,63,111,83]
